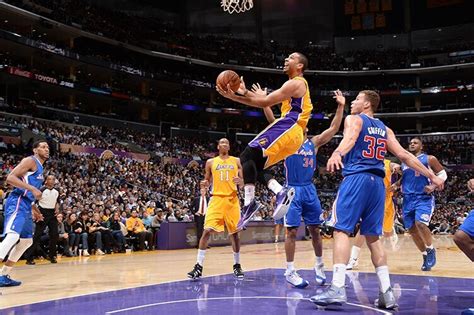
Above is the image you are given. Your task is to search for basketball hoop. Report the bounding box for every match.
[221,0,253,14]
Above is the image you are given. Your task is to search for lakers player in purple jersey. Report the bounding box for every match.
[397,137,446,271]
[0,140,48,287]
[263,90,344,288]
[217,52,312,230]
[310,91,444,309]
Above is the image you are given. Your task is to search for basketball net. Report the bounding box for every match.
[221,0,253,14]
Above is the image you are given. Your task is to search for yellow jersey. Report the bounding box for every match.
[280,76,313,128]
[211,156,239,197]
[383,159,393,198]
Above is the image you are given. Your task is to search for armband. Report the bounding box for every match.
[436,169,447,182]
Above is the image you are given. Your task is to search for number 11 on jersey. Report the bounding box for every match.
[220,170,230,181]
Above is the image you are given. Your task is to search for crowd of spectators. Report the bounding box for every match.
[0,110,471,259]
[4,0,474,71]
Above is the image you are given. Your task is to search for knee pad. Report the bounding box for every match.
[0,232,20,260]
[7,238,33,262]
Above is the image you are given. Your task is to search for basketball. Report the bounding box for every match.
[216,70,241,92]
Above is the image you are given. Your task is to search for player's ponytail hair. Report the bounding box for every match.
[360,90,380,112]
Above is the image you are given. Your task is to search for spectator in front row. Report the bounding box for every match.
[88,213,114,254]
[76,211,91,256]
[126,210,153,251]
[57,213,74,257]
[108,212,126,253]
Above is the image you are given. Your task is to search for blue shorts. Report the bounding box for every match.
[2,194,34,238]
[328,173,385,236]
[402,194,435,229]
[274,218,284,225]
[459,210,474,238]
[283,184,322,227]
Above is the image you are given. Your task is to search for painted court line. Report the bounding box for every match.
[106,296,392,315]
[0,268,268,310]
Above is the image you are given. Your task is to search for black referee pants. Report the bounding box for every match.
[25,207,58,260]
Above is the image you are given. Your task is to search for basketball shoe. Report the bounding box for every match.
[346,257,359,270]
[237,200,262,230]
[187,263,203,280]
[421,254,431,271]
[284,270,309,288]
[0,275,21,287]
[374,287,398,309]
[233,264,244,279]
[426,248,436,268]
[315,263,326,285]
[273,187,295,220]
[310,284,347,306]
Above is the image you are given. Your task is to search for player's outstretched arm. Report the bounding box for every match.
[216,79,305,108]
[312,90,345,148]
[326,115,363,172]
[386,128,444,190]
[6,157,42,200]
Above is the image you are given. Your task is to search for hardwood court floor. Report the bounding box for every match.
[0,235,471,309]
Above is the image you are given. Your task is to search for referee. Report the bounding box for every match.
[25,175,60,264]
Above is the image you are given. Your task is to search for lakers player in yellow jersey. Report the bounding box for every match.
[217,52,312,229]
[346,159,401,270]
[187,138,245,279]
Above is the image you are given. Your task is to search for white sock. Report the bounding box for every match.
[275,235,279,241]
[1,265,12,276]
[244,185,255,206]
[426,244,434,250]
[315,256,323,266]
[267,179,283,195]
[422,250,427,256]
[197,249,206,266]
[375,265,391,292]
[332,263,346,288]
[233,252,240,264]
[350,246,361,261]
[286,261,295,271]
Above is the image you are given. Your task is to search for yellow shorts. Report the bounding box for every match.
[383,195,395,233]
[248,117,305,169]
[204,195,240,234]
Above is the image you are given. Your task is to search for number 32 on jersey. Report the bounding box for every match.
[362,135,387,160]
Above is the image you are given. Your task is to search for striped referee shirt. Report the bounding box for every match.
[38,187,59,209]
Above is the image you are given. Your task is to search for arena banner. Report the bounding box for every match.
[8,67,33,79]
[59,144,150,161]
[156,222,306,250]
[396,131,473,143]
[34,73,58,85]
